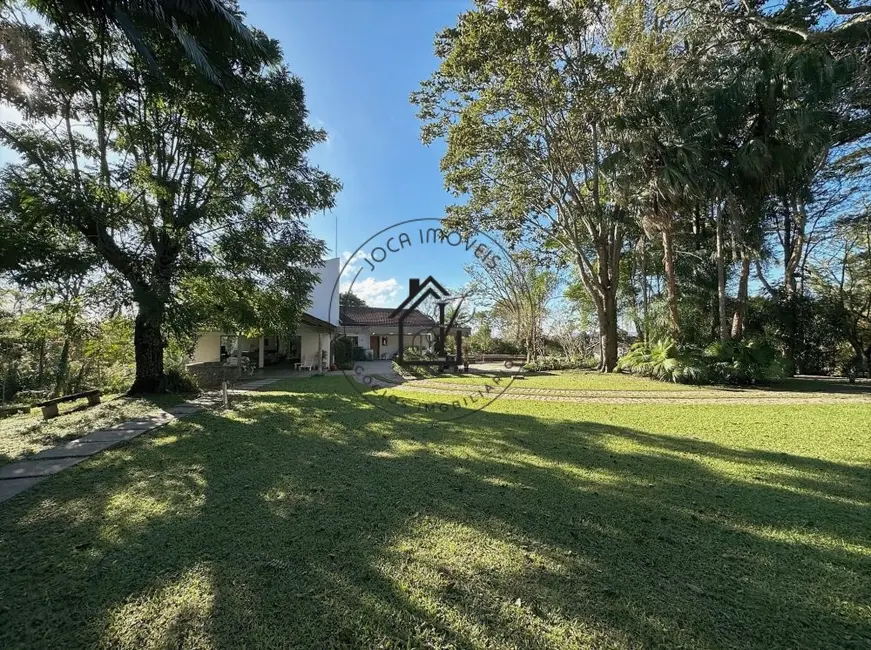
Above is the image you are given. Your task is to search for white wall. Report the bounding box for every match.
[305,257,340,325]
[340,327,434,359]
[191,331,221,363]
[299,324,327,366]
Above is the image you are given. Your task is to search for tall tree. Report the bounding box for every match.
[414,0,631,371]
[339,290,367,307]
[465,250,557,362]
[0,5,339,392]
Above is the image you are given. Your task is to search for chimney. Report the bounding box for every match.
[409,278,420,297]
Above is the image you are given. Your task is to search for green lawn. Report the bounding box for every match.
[425,369,702,390]
[0,393,188,463]
[423,369,871,395]
[0,376,868,649]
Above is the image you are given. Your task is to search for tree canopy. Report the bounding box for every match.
[0,2,339,392]
[416,0,871,377]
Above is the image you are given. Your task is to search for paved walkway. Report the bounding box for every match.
[0,371,302,505]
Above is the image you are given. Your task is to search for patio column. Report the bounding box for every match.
[258,336,265,369]
[317,333,323,372]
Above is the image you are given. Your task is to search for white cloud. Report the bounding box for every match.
[340,277,401,307]
[339,250,371,279]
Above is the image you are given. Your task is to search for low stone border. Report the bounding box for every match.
[396,380,871,404]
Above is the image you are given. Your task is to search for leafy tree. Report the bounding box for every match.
[339,290,367,307]
[0,6,339,392]
[464,249,557,362]
[1,0,266,93]
[414,0,633,371]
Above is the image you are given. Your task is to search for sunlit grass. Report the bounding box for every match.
[0,377,868,649]
[0,393,188,462]
[420,369,871,396]
[423,370,701,390]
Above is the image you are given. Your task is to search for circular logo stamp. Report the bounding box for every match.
[329,218,526,421]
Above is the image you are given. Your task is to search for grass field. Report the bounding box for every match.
[425,370,703,390]
[0,393,187,463]
[0,376,868,649]
[423,369,871,394]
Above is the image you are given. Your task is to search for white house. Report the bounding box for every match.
[338,306,437,359]
[188,258,341,373]
[188,264,471,379]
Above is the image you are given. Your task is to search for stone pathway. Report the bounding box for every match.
[0,371,302,505]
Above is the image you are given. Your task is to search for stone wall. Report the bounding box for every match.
[185,362,240,389]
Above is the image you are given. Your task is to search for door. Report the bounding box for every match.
[370,335,380,359]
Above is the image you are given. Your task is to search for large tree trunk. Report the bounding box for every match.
[640,239,649,343]
[52,339,70,398]
[661,227,680,338]
[52,313,77,397]
[731,255,750,339]
[599,291,619,372]
[715,206,729,341]
[129,308,165,394]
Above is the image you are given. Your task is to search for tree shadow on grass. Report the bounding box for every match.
[0,378,868,649]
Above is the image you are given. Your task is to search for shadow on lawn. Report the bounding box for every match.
[0,379,868,649]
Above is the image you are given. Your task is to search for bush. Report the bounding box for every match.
[12,389,49,404]
[617,339,706,383]
[404,348,438,362]
[352,346,367,362]
[523,357,596,372]
[334,337,353,367]
[392,361,438,379]
[702,339,785,385]
[160,368,199,394]
[618,338,785,385]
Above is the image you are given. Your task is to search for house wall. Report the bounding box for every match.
[191,331,221,363]
[340,327,433,360]
[298,324,329,367]
[305,257,340,326]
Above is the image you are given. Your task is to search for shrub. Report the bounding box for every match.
[160,368,199,394]
[618,338,785,385]
[352,346,368,361]
[617,339,706,383]
[702,339,785,385]
[404,348,438,362]
[523,357,596,372]
[12,389,49,404]
[392,361,438,379]
[334,337,353,367]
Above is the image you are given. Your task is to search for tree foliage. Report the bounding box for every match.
[416,0,871,380]
[0,3,339,392]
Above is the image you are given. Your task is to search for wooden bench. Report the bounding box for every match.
[0,405,31,418]
[37,389,101,420]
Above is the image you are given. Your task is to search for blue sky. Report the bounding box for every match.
[243,0,483,307]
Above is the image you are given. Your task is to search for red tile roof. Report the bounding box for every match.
[339,306,437,328]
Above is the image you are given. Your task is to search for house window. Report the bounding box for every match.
[381,336,388,346]
[346,335,359,346]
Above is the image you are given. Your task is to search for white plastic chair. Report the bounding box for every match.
[297,355,314,371]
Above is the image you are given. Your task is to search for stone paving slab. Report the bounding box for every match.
[0,371,302,505]
[77,428,149,444]
[34,440,119,459]
[165,407,200,416]
[109,419,163,430]
[0,456,85,480]
[0,477,46,503]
